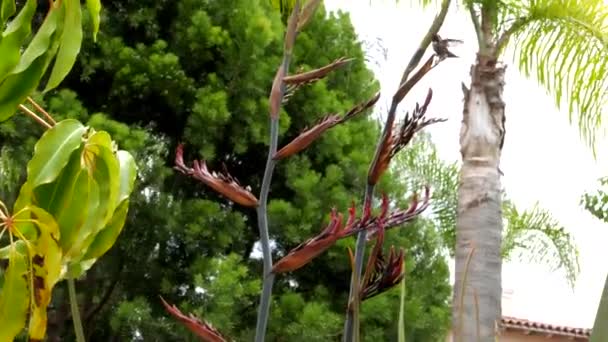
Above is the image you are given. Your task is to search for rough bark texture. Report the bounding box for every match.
[452,54,506,341]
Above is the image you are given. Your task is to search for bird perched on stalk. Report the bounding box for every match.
[431,34,463,60]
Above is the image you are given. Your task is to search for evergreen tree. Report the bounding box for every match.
[0,1,451,340]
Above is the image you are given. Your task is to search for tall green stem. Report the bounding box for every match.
[254,2,299,338]
[254,119,280,342]
[68,277,85,342]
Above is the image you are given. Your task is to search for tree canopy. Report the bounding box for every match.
[1,1,451,340]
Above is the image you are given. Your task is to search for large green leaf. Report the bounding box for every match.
[81,199,130,262]
[0,242,29,341]
[0,0,36,82]
[85,0,101,42]
[0,1,63,121]
[11,2,63,74]
[79,150,136,265]
[66,133,120,259]
[0,0,16,27]
[26,119,86,188]
[44,0,83,92]
[115,150,137,204]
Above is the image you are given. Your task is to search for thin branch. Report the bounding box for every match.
[18,104,52,129]
[27,97,56,125]
[84,262,123,322]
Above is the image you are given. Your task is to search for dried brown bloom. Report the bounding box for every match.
[367,88,445,185]
[391,89,447,157]
[283,57,354,85]
[283,0,301,54]
[367,128,393,185]
[269,65,286,120]
[274,92,380,160]
[272,208,345,273]
[365,186,431,240]
[360,246,405,301]
[174,144,258,207]
[160,296,229,342]
[272,201,370,274]
[356,195,405,301]
[296,0,322,31]
[393,55,436,105]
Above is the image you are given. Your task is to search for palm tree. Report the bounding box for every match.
[270,0,606,340]
[411,0,607,340]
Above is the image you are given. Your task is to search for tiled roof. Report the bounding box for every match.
[501,316,591,338]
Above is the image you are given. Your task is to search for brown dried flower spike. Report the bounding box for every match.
[174,144,258,208]
[272,201,368,274]
[273,92,381,160]
[160,296,229,342]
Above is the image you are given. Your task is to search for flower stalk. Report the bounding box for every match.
[255,2,302,341]
[343,0,453,338]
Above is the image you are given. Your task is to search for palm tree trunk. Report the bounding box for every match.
[452,54,506,341]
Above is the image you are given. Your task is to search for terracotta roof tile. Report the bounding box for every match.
[501,316,591,338]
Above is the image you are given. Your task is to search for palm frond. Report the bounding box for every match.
[392,133,459,251]
[498,0,608,151]
[502,200,580,287]
[581,176,608,222]
[393,133,580,285]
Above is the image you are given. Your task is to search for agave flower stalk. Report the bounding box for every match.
[160,297,229,342]
[272,187,428,275]
[343,0,453,338]
[174,144,258,208]
[274,93,380,160]
[254,2,302,341]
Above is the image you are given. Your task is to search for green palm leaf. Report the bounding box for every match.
[393,133,579,285]
[499,0,608,150]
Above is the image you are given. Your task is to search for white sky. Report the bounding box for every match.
[325,0,608,329]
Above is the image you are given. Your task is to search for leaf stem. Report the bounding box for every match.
[68,277,86,342]
[27,97,56,125]
[18,104,52,129]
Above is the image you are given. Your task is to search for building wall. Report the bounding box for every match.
[446,330,588,342]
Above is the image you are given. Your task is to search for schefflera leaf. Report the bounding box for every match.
[64,130,120,260]
[14,206,63,341]
[15,119,132,269]
[80,150,137,265]
[0,241,29,342]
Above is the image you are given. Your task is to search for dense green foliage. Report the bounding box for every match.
[1,1,452,341]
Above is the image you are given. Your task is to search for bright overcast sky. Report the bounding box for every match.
[324,0,608,329]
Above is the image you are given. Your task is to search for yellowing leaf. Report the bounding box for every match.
[0,242,29,341]
[16,206,62,341]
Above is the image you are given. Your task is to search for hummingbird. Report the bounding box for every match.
[431,34,463,59]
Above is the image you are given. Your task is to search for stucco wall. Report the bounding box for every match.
[446,330,588,342]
